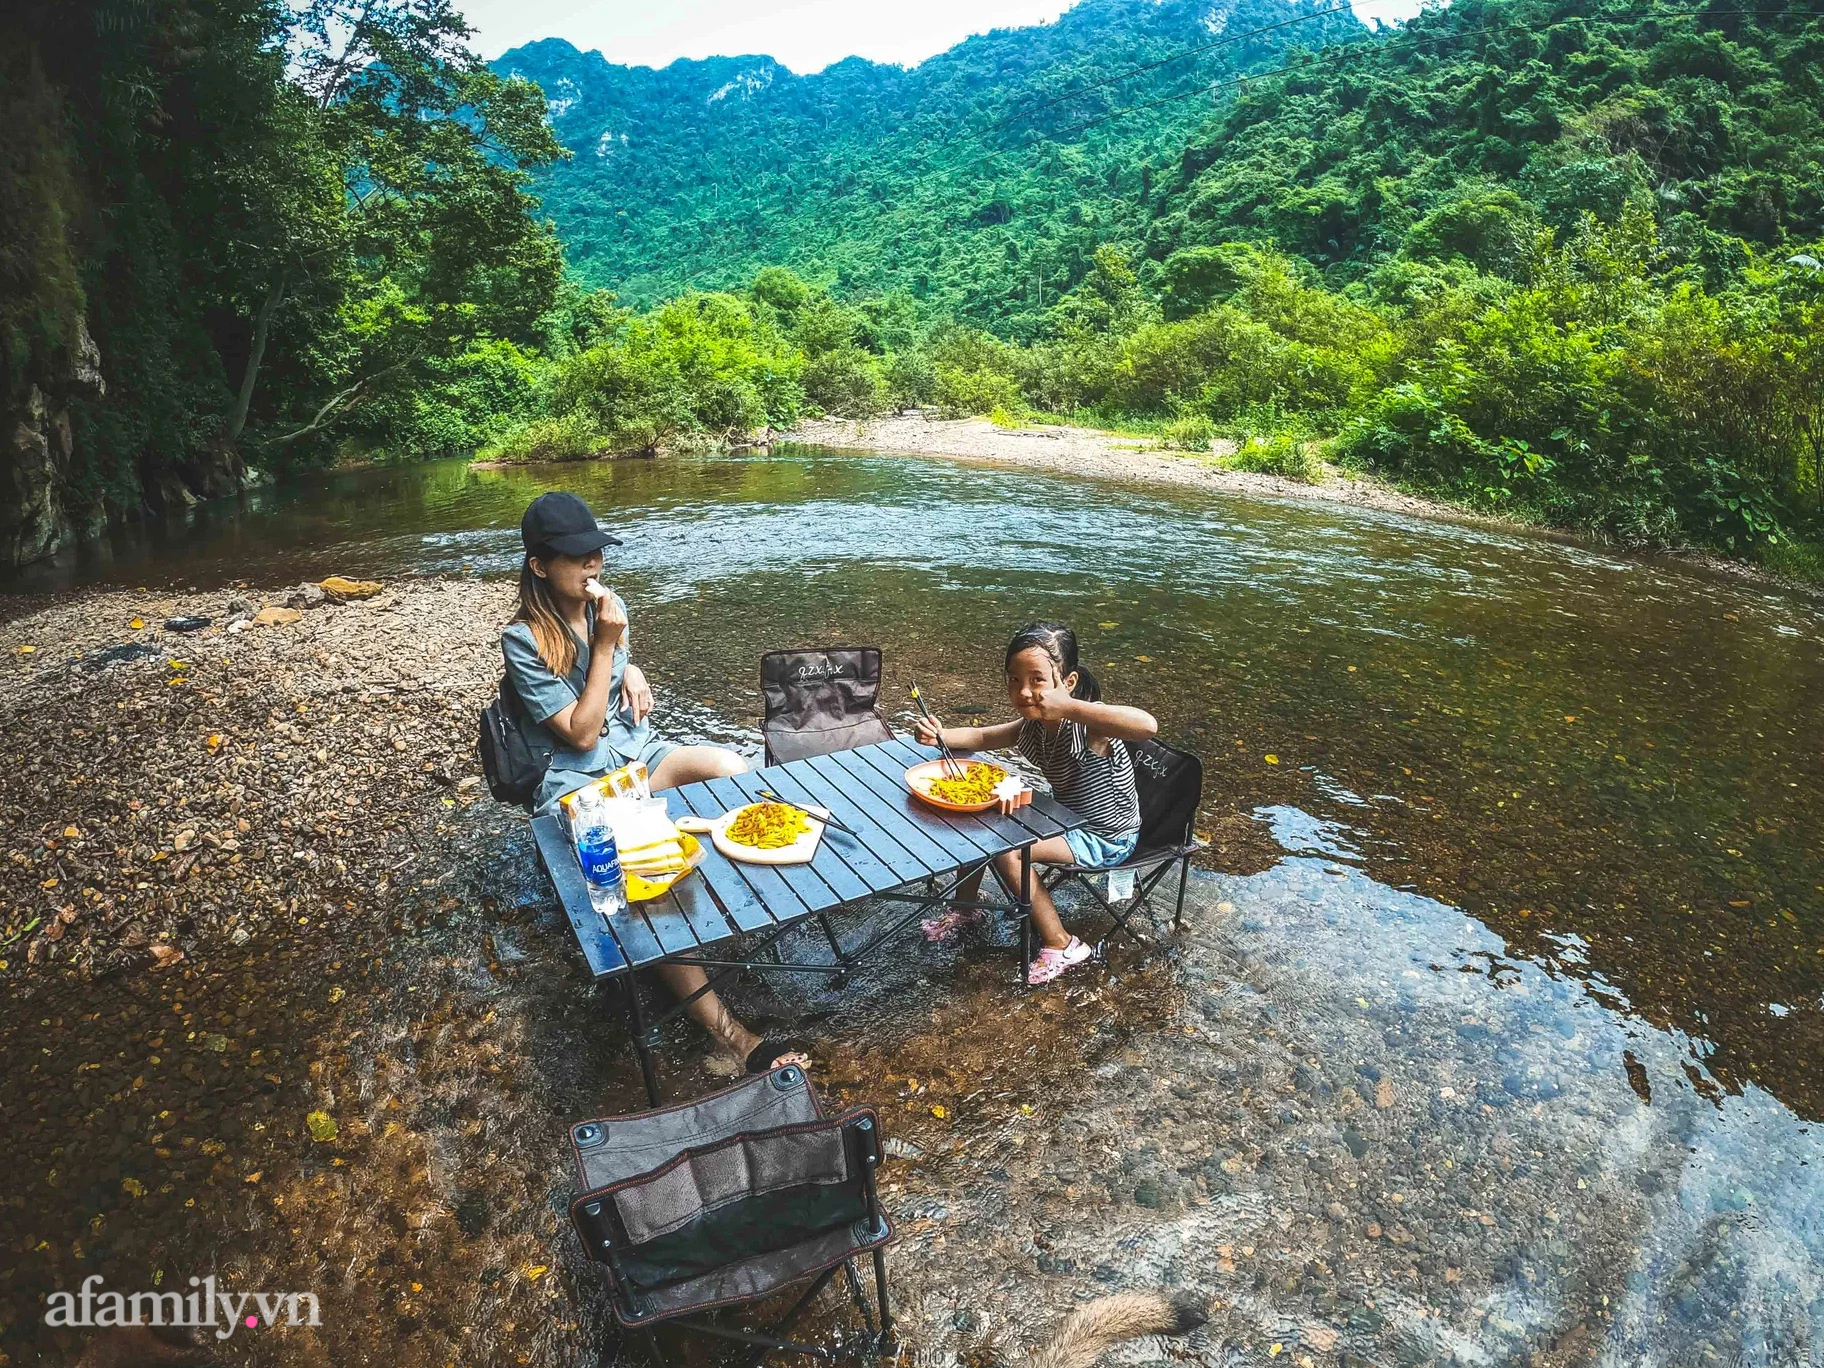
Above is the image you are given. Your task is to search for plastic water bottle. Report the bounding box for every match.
[576,824,627,923]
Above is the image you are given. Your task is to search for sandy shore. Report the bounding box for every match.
[0,581,1794,1366]
[788,415,1478,524]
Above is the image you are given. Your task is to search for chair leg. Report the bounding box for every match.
[1173,855,1190,930]
[871,1246,892,1341]
[1017,844,1033,987]
[642,1329,666,1368]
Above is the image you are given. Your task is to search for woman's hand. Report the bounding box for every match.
[591,587,628,647]
[621,662,653,724]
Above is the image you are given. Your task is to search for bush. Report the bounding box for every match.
[801,346,888,417]
[1160,413,1216,451]
[1228,433,1322,482]
[481,410,627,462]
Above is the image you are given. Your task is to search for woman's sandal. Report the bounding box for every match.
[745,1037,813,1075]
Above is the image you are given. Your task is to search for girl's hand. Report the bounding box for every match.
[1033,681,1080,723]
[913,715,945,748]
[591,589,628,645]
[621,663,653,724]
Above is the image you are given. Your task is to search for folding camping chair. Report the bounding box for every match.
[569,1065,895,1364]
[1045,737,1204,948]
[761,648,894,766]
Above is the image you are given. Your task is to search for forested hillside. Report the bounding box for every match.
[495,0,1368,331]
[493,0,1824,566]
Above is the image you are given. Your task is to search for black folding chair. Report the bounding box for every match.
[569,1065,895,1364]
[1045,738,1205,948]
[761,648,893,766]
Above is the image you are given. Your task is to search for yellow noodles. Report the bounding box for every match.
[725,802,812,849]
[925,761,1008,805]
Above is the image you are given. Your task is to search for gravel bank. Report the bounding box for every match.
[788,415,1474,524]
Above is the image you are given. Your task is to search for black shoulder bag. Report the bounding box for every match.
[478,671,554,809]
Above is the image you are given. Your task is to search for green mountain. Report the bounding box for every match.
[494,0,1368,332]
[1146,0,1824,278]
[503,0,1823,324]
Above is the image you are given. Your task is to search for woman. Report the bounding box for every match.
[503,491,808,1075]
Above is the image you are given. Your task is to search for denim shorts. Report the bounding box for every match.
[1064,826,1139,870]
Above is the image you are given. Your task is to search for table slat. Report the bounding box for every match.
[751,764,910,892]
[871,736,1061,850]
[700,774,845,915]
[648,855,737,948]
[722,769,876,903]
[531,815,646,971]
[665,782,792,933]
[774,758,939,884]
[801,752,966,871]
[821,747,1000,865]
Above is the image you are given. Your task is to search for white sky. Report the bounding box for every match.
[460,0,1424,74]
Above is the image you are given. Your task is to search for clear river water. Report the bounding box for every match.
[5,446,1823,1365]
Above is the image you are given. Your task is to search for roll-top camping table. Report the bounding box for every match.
[531,735,1085,1103]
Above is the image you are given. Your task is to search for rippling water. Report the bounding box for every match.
[9,448,1822,1121]
[7,447,1824,1362]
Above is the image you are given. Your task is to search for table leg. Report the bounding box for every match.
[1017,842,1033,988]
[621,975,662,1107]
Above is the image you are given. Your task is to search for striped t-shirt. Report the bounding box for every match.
[1016,719,1141,838]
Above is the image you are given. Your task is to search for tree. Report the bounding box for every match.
[239,0,566,451]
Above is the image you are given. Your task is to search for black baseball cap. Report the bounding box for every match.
[521,491,622,557]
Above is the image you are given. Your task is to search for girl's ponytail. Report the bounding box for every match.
[1005,621,1101,702]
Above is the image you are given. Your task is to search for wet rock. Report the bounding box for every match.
[79,642,163,672]
[1133,1179,1169,1208]
[321,575,384,603]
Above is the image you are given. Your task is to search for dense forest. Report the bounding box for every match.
[0,0,564,567]
[494,0,1824,567]
[3,0,1821,572]
[496,0,1367,333]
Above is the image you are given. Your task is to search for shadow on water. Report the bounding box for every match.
[2,446,1822,1362]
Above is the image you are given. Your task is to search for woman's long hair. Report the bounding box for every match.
[1005,621,1101,702]
[515,557,578,677]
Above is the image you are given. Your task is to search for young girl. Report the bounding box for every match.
[915,622,1157,984]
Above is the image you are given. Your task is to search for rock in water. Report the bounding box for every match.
[320,575,383,602]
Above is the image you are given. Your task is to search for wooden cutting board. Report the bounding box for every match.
[687,803,829,866]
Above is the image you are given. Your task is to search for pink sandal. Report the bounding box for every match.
[1027,936,1094,985]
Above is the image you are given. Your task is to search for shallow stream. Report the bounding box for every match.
[4,447,1822,1364]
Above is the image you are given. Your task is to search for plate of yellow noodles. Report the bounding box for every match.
[905,758,1010,812]
[708,801,827,865]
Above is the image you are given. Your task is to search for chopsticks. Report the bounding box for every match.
[757,789,860,838]
[907,681,965,778]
